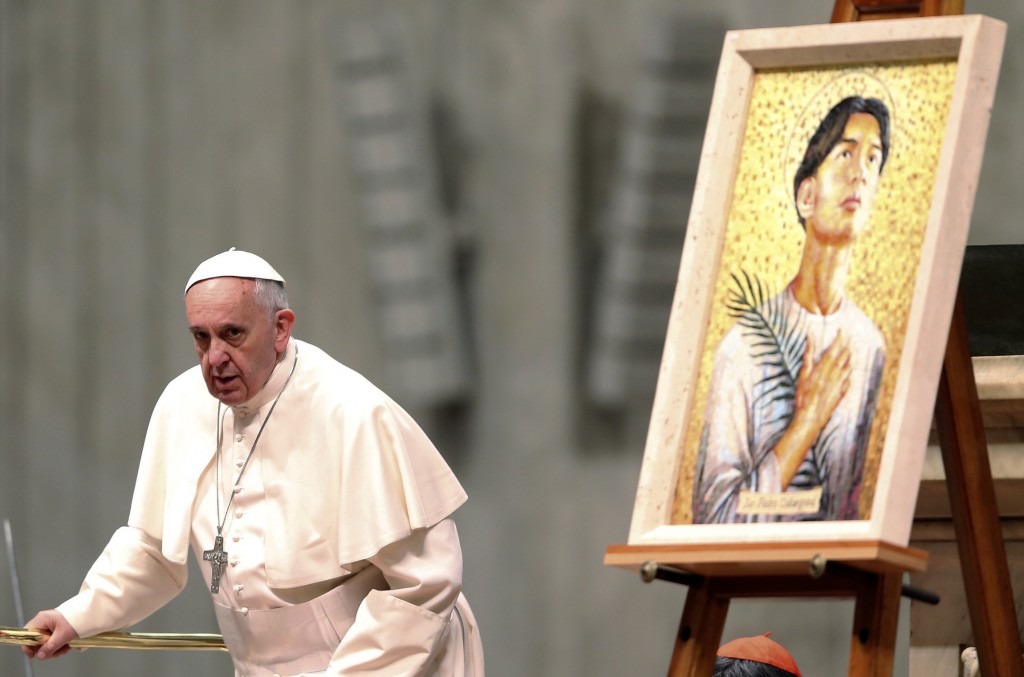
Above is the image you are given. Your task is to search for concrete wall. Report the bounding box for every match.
[1,2,1020,675]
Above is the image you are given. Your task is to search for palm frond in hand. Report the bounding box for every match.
[726,271,835,515]
[726,271,805,422]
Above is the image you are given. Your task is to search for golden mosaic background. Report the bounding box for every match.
[671,59,958,524]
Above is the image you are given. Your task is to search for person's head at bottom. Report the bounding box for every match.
[713,633,802,677]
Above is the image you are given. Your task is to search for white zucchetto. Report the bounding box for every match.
[185,247,286,294]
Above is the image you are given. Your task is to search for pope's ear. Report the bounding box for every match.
[274,309,296,350]
[796,177,816,221]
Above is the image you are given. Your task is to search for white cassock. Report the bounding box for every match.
[56,338,485,676]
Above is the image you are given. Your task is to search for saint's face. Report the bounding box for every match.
[185,277,289,406]
[799,112,884,245]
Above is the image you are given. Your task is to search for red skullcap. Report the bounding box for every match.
[717,633,802,676]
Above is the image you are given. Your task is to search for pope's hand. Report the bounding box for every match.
[22,609,78,660]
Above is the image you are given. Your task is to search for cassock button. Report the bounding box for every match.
[235,510,243,518]
[233,584,244,593]
[235,458,244,468]
[234,434,244,442]
[232,535,240,542]
[233,486,242,494]
[231,560,239,567]
[240,607,249,615]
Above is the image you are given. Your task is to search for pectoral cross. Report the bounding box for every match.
[203,535,229,593]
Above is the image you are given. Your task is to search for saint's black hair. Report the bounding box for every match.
[792,95,891,228]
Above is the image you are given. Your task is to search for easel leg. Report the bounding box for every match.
[934,295,1024,675]
[847,572,901,677]
[668,582,728,677]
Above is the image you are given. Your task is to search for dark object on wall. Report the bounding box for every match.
[960,244,1024,357]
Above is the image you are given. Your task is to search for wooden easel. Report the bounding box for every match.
[604,540,927,676]
[606,2,1024,675]
[830,0,964,22]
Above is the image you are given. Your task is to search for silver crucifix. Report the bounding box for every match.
[203,535,229,593]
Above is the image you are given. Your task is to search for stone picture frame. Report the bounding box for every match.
[625,15,1006,550]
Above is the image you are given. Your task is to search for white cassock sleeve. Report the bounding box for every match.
[326,518,463,676]
[55,526,188,639]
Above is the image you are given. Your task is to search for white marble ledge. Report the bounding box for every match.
[973,355,1024,402]
[920,355,1024,483]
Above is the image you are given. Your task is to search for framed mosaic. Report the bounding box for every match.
[625,15,1006,549]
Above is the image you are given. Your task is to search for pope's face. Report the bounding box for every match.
[185,277,292,406]
[798,112,884,245]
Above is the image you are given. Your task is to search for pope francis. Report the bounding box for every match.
[22,249,485,676]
